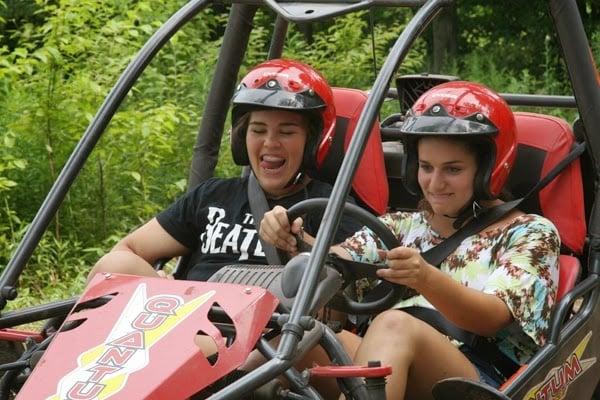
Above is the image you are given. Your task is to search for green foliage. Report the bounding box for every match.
[1,0,224,308]
[283,10,425,89]
[239,8,425,89]
[2,229,99,311]
[3,0,220,238]
[0,131,26,191]
[0,128,27,268]
[0,0,48,51]
[592,30,600,67]
[456,3,557,78]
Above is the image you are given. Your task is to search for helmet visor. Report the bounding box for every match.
[400,105,499,137]
[232,87,325,111]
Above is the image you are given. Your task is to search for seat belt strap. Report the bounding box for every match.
[403,307,519,379]
[248,172,285,265]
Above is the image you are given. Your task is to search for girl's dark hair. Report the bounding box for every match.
[457,136,514,201]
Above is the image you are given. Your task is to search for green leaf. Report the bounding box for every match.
[12,160,27,169]
[3,135,14,147]
[175,179,187,192]
[33,50,48,63]
[45,46,61,61]
[0,177,17,189]
[127,171,142,182]
[13,48,28,58]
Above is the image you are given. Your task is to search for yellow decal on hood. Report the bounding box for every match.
[523,331,596,400]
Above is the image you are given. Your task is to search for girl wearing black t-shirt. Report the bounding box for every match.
[87,59,359,283]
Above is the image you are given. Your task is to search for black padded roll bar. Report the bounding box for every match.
[188,4,258,187]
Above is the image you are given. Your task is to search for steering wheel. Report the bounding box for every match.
[286,198,409,315]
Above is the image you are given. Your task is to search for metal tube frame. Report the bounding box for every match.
[0,298,77,329]
[188,4,258,187]
[267,15,289,59]
[388,88,578,108]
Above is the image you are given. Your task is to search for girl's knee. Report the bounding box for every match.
[367,309,424,342]
[370,309,415,330]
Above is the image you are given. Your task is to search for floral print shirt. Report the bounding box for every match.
[339,211,560,364]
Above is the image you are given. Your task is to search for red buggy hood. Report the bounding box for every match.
[17,273,278,400]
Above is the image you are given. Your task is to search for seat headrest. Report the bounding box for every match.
[316,87,389,215]
[506,112,586,254]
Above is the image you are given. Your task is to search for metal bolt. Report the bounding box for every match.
[432,105,441,113]
[476,113,484,121]
[244,287,252,294]
[308,89,315,96]
[267,79,277,88]
[103,273,113,279]
[300,370,310,384]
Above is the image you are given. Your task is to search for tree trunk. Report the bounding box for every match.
[432,5,458,73]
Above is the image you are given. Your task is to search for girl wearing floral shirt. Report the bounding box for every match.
[260,81,559,399]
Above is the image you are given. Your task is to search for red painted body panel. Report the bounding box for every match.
[17,273,278,400]
[332,87,389,216]
[310,364,392,378]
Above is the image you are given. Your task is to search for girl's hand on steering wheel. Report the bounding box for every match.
[260,205,304,253]
[376,247,433,291]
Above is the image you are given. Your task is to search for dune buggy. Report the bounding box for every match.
[0,0,599,399]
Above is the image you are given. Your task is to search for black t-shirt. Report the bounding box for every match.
[156,176,361,281]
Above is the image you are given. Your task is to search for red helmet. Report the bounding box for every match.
[400,81,517,199]
[230,59,336,173]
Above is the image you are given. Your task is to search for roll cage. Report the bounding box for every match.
[1,0,599,399]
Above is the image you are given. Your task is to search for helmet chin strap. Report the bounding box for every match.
[443,196,482,230]
[284,170,306,189]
